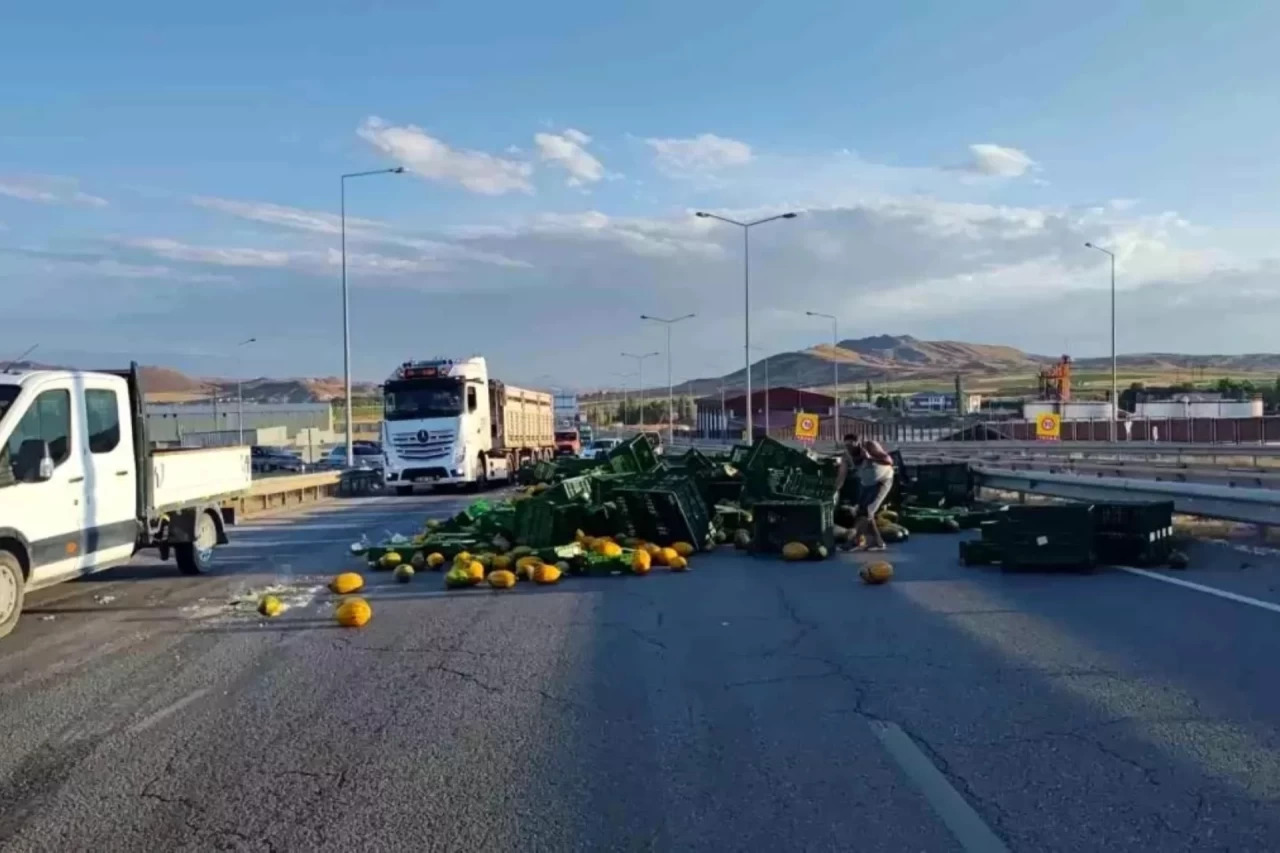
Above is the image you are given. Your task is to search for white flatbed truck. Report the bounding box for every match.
[0,363,252,638]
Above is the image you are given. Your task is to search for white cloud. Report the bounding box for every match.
[534,128,606,186]
[964,144,1037,178]
[645,134,753,174]
[125,238,294,268]
[357,117,533,196]
[0,175,109,207]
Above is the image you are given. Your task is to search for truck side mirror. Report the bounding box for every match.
[14,439,53,482]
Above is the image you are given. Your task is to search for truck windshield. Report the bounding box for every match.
[554,431,578,442]
[0,386,18,423]
[384,379,463,421]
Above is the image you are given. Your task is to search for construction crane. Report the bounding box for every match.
[1038,355,1072,402]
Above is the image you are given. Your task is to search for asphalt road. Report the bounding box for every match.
[3,496,1280,852]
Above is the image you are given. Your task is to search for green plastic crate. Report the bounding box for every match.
[613,477,712,548]
[750,500,835,553]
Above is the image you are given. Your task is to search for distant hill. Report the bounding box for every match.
[668,335,1280,398]
[1,361,379,404]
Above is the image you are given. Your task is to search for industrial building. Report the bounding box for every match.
[695,387,835,438]
[146,402,333,443]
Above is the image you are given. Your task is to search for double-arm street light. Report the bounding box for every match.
[805,310,840,444]
[640,313,696,446]
[1084,242,1118,443]
[236,337,256,445]
[695,210,799,440]
[341,166,404,466]
[621,352,660,429]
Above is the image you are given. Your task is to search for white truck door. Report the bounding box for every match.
[79,380,138,569]
[0,381,88,589]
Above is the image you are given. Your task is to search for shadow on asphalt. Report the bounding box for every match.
[515,542,1280,851]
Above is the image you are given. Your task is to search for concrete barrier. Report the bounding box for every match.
[225,471,344,518]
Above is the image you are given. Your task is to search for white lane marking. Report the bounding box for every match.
[1118,566,1280,615]
[128,688,210,735]
[869,720,1010,853]
[232,522,369,532]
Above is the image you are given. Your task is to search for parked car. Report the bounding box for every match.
[326,442,385,471]
[250,445,307,474]
[581,438,622,459]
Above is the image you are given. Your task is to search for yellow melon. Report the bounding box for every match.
[533,563,562,585]
[329,572,365,595]
[335,597,372,627]
[465,560,485,584]
[781,542,809,562]
[672,542,695,558]
[631,549,652,575]
[860,561,894,585]
[488,569,517,589]
[257,594,284,617]
[427,552,446,570]
[668,555,689,572]
[493,554,512,571]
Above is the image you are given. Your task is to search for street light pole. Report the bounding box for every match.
[341,166,404,467]
[806,311,840,444]
[622,352,659,430]
[236,337,256,445]
[1085,242,1118,442]
[696,210,799,441]
[641,313,695,446]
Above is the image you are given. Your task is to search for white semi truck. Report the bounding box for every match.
[0,363,252,638]
[382,357,554,495]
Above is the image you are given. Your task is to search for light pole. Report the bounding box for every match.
[641,313,695,446]
[342,166,404,466]
[236,337,256,445]
[610,371,634,429]
[1085,242,1118,442]
[621,352,659,429]
[696,210,799,440]
[806,311,840,445]
[748,345,772,436]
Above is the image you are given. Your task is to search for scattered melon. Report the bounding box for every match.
[394,564,415,583]
[465,560,485,584]
[810,544,830,560]
[410,551,426,570]
[335,597,372,627]
[445,567,471,589]
[426,519,442,531]
[515,555,542,578]
[330,572,365,595]
[598,540,623,558]
[672,541,695,558]
[378,551,402,570]
[555,561,571,575]
[860,561,894,585]
[643,542,662,557]
[668,555,689,572]
[781,542,810,561]
[427,552,446,570]
[453,551,473,566]
[631,549,652,574]
[476,553,494,570]
[655,547,679,567]
[257,594,284,617]
[488,569,517,589]
[509,546,534,560]
[533,563,562,585]
[493,554,512,571]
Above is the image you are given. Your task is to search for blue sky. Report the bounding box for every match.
[3,0,1279,389]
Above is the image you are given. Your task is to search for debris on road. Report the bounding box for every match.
[335,597,372,627]
[257,594,284,617]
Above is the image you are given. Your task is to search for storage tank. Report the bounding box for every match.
[1135,398,1263,419]
[1023,401,1114,421]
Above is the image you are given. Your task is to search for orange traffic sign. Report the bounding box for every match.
[794,412,819,441]
[1036,413,1062,440]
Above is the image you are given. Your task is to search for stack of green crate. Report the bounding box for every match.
[904,462,975,507]
[980,505,1097,571]
[1091,501,1175,566]
[612,475,713,548]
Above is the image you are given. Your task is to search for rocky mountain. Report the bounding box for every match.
[670,335,1280,398]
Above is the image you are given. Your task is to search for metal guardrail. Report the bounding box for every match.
[973,467,1280,527]
[224,470,386,518]
[667,438,1280,526]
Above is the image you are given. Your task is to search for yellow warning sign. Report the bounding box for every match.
[794,412,819,441]
[1035,412,1062,440]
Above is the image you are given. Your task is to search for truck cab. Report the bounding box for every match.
[383,357,504,494]
[0,364,251,638]
[553,428,581,457]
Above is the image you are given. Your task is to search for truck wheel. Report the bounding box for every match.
[175,510,218,576]
[395,485,414,497]
[0,550,24,639]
